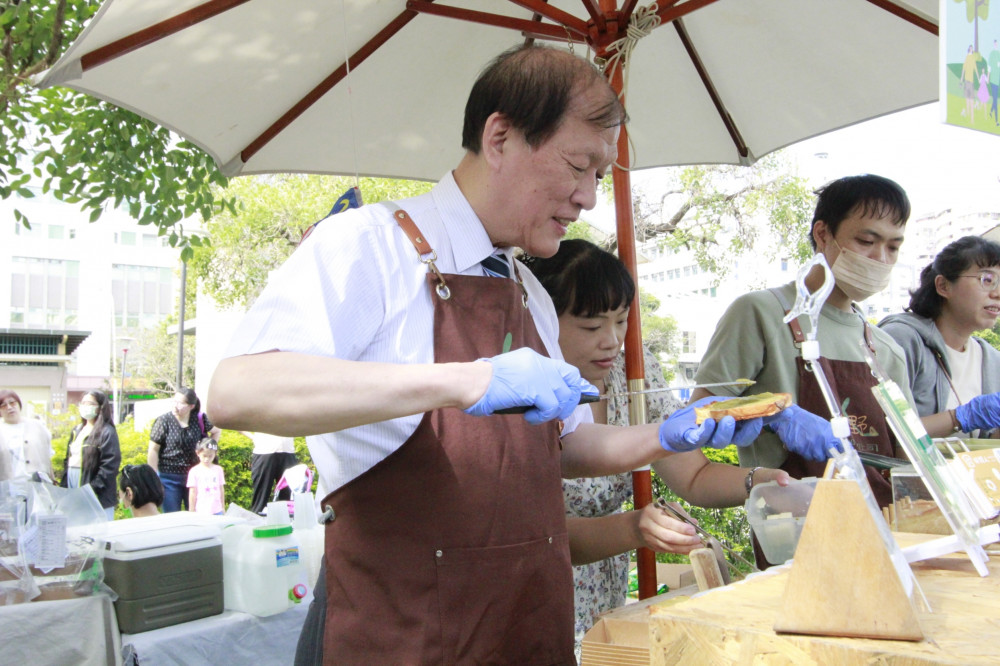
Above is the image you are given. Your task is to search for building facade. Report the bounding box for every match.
[0,196,182,418]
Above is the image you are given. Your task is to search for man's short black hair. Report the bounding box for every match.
[462,44,626,154]
[809,174,910,250]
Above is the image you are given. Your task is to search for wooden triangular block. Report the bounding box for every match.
[773,479,923,641]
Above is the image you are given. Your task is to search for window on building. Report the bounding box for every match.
[69,228,77,240]
[681,331,697,354]
[9,257,80,329]
[48,225,65,240]
[120,231,137,246]
[142,234,159,248]
[112,262,176,328]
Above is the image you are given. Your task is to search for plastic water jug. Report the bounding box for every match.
[222,523,307,616]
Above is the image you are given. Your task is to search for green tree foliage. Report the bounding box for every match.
[607,153,814,281]
[638,289,678,381]
[190,175,434,308]
[126,319,197,397]
[1,0,233,252]
[974,323,1000,351]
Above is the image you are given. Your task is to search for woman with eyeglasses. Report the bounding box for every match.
[147,388,220,512]
[0,390,54,483]
[880,235,1000,438]
[60,390,122,519]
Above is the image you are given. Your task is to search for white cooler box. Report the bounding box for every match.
[103,515,229,634]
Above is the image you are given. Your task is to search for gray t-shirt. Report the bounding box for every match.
[694,282,914,468]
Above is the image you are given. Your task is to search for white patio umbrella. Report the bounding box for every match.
[39,0,939,180]
[39,0,940,597]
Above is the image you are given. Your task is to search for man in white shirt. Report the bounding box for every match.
[209,45,765,664]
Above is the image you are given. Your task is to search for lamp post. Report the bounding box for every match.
[119,347,130,424]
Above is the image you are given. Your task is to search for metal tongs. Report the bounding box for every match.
[655,497,757,583]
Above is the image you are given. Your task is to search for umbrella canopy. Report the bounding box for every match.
[39,0,939,180]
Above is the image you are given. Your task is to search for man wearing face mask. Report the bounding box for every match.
[690,175,915,566]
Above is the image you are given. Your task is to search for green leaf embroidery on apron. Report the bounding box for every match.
[502,332,512,354]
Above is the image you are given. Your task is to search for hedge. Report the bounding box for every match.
[51,417,315,520]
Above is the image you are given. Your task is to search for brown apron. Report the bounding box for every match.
[754,293,899,568]
[319,211,573,665]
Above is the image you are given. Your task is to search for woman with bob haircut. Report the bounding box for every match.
[119,464,165,518]
[880,235,1000,437]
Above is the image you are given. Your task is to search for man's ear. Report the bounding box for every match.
[812,219,831,252]
[481,112,513,168]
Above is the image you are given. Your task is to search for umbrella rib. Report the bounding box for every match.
[672,18,750,162]
[407,1,588,40]
[505,1,590,35]
[865,0,938,35]
[80,0,251,72]
[656,0,721,24]
[241,8,422,166]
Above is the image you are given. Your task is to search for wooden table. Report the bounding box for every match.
[648,550,999,665]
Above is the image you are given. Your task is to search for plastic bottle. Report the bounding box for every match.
[292,491,324,590]
[223,524,306,616]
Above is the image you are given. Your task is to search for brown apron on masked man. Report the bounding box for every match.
[296,209,575,665]
[753,291,900,569]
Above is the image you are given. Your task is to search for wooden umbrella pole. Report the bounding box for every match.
[604,45,656,600]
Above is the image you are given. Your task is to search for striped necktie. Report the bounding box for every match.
[481,252,511,279]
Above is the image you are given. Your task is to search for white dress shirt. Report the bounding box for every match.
[225,172,588,492]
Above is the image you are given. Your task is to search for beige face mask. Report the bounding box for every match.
[830,238,893,302]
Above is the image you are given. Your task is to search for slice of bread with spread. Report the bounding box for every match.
[694,392,793,424]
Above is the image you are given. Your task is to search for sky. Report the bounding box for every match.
[588,102,1000,233]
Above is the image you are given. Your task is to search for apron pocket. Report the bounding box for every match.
[434,534,573,665]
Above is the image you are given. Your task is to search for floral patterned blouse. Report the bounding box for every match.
[565,346,682,655]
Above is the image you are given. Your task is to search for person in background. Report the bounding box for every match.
[247,432,298,514]
[0,389,54,483]
[119,463,164,518]
[61,390,121,520]
[526,239,790,654]
[691,174,914,567]
[187,438,226,515]
[879,235,1000,438]
[147,388,220,512]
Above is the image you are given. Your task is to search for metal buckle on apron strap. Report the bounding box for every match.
[386,204,451,300]
[319,505,336,524]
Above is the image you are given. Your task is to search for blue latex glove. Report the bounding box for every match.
[955,392,1000,432]
[463,348,597,425]
[657,397,763,453]
[763,404,841,462]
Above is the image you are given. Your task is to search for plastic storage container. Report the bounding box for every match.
[745,477,819,564]
[222,523,307,616]
[104,523,223,633]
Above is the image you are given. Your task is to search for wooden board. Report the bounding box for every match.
[648,551,1000,664]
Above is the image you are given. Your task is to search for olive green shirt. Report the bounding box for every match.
[694,282,914,468]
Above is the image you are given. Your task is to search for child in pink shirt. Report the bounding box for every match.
[187,438,225,515]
